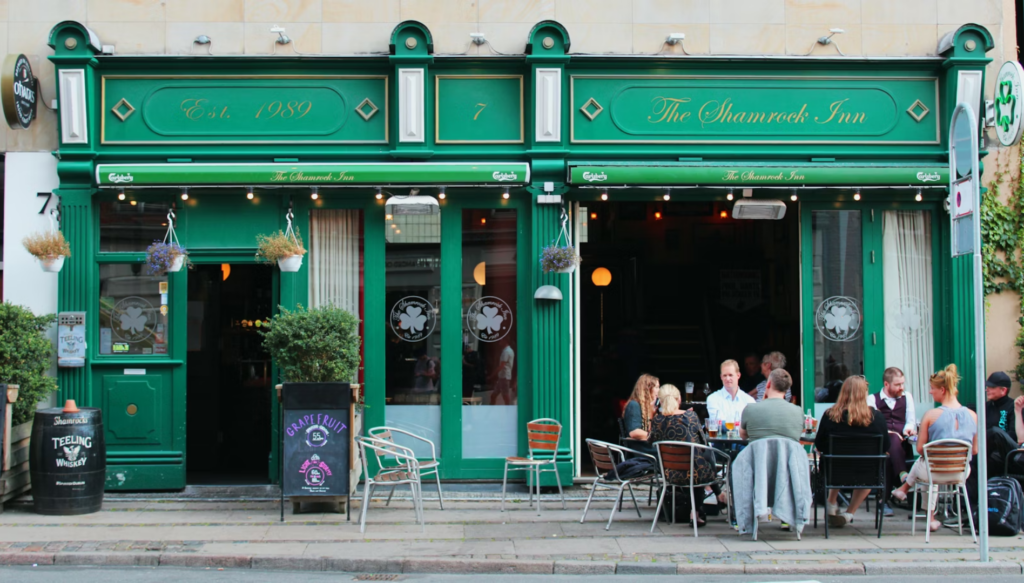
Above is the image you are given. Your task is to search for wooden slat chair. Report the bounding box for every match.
[355,435,425,534]
[580,439,660,530]
[367,426,443,509]
[650,440,732,537]
[911,438,977,543]
[500,418,567,516]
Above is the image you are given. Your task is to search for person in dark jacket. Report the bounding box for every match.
[815,375,890,529]
[984,372,1018,478]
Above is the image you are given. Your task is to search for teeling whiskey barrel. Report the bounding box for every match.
[29,403,105,515]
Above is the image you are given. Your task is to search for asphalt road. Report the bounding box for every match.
[3,567,1024,583]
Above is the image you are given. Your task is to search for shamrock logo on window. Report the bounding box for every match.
[399,305,427,333]
[476,306,504,334]
[814,296,861,342]
[120,306,148,335]
[823,305,852,334]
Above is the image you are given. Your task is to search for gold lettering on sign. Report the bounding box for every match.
[722,170,807,182]
[646,96,868,129]
[648,97,693,123]
[474,103,487,120]
[255,101,312,119]
[180,99,230,120]
[814,99,867,124]
[270,171,355,183]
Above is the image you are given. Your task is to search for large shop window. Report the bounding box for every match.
[811,211,863,399]
[384,198,442,458]
[883,210,934,407]
[309,209,364,329]
[100,201,173,252]
[461,208,518,458]
[99,264,169,356]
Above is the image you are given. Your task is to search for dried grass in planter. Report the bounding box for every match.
[22,231,71,259]
[256,229,307,264]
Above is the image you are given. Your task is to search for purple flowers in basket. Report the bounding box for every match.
[539,243,581,273]
[145,241,188,275]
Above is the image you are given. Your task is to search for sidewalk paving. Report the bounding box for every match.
[0,486,1021,575]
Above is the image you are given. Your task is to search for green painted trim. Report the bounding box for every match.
[96,162,531,187]
[568,164,949,186]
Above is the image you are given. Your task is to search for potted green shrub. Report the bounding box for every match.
[0,303,57,426]
[260,304,361,384]
[256,229,307,272]
[22,231,71,273]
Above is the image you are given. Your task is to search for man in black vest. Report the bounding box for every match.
[867,367,916,515]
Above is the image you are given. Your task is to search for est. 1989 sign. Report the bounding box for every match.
[1,54,37,130]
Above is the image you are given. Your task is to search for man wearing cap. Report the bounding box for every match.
[985,371,1018,477]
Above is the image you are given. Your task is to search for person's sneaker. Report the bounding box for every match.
[780,522,790,531]
[828,512,853,528]
[883,504,894,517]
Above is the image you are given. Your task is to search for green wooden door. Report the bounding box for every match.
[802,201,944,414]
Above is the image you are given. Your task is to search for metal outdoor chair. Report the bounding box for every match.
[580,439,660,530]
[910,438,977,543]
[1004,448,1024,486]
[650,440,732,537]
[500,418,567,516]
[355,435,425,534]
[817,433,887,539]
[367,426,444,509]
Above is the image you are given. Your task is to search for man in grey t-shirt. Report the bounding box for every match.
[740,369,804,442]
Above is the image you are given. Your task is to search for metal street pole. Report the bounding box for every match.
[950,103,987,561]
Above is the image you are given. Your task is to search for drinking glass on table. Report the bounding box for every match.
[724,419,735,439]
[706,418,719,439]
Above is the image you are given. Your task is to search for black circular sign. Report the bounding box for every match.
[2,54,36,130]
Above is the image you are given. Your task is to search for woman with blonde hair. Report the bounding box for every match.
[814,375,889,527]
[623,374,659,441]
[646,384,716,526]
[891,364,978,532]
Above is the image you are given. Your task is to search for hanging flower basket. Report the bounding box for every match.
[256,210,307,272]
[277,255,303,272]
[39,255,65,273]
[145,209,190,275]
[540,244,580,274]
[23,224,71,274]
[145,242,189,275]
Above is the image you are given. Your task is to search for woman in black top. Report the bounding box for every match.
[814,375,889,528]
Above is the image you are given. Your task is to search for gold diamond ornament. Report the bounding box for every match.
[111,98,135,122]
[906,99,930,122]
[355,98,379,121]
[580,97,604,121]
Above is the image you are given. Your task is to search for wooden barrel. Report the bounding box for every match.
[29,404,105,515]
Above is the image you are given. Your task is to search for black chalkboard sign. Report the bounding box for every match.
[282,382,351,498]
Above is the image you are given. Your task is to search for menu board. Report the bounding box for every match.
[282,383,351,498]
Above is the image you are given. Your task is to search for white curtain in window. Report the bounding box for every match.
[883,210,934,413]
[309,209,361,315]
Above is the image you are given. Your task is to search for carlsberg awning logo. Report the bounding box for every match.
[582,172,607,182]
[916,172,941,182]
[108,173,134,184]
[492,171,518,182]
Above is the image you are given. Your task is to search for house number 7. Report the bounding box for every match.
[37,192,53,214]
[474,103,487,120]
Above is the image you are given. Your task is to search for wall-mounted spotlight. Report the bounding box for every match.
[438,186,446,200]
[246,187,254,200]
[310,186,319,200]
[790,188,798,202]
[271,25,291,45]
[853,188,861,202]
[181,188,189,201]
[600,191,608,201]
[726,187,734,201]
[117,188,125,201]
[663,190,671,201]
[375,187,383,200]
[915,187,923,202]
[502,187,510,200]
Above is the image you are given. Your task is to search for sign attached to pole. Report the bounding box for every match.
[950,105,979,257]
[995,61,1024,146]
[949,102,990,562]
[0,54,36,130]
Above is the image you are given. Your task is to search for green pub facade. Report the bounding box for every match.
[46,19,993,489]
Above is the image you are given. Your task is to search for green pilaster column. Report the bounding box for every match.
[937,25,994,406]
[55,187,93,406]
[388,21,434,160]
